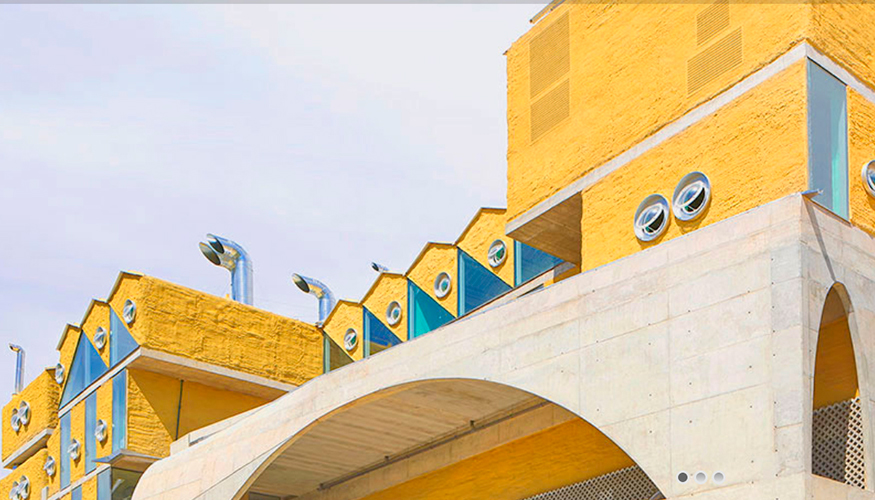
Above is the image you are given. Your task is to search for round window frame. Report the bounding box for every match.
[43,456,56,478]
[672,172,711,222]
[94,327,107,350]
[17,401,30,426]
[343,328,358,352]
[487,240,508,268]
[54,363,65,385]
[434,272,452,299]
[123,299,137,324]
[861,160,875,198]
[634,194,670,242]
[385,301,403,326]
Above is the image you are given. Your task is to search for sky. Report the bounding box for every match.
[0,3,536,466]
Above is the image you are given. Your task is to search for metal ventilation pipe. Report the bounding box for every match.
[199,234,254,305]
[291,274,336,324]
[371,262,389,273]
[9,344,24,395]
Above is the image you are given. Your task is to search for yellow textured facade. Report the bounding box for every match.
[127,369,180,458]
[57,325,82,405]
[360,418,633,500]
[0,449,48,500]
[579,61,808,271]
[45,428,59,495]
[455,209,515,286]
[95,382,113,460]
[322,301,364,361]
[107,273,322,386]
[849,89,875,236]
[1,369,58,461]
[810,4,875,95]
[507,3,810,222]
[69,401,85,483]
[406,243,458,317]
[80,301,112,367]
[361,273,409,342]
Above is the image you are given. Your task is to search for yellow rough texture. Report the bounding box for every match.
[579,61,808,270]
[361,274,409,342]
[455,209,515,287]
[406,244,458,317]
[81,476,97,500]
[360,418,633,500]
[69,401,85,484]
[126,369,178,458]
[2,369,59,461]
[322,301,364,361]
[178,380,267,438]
[848,90,875,237]
[45,424,60,495]
[507,3,809,221]
[95,382,113,460]
[57,325,82,406]
[810,2,875,95]
[0,449,48,500]
[107,273,322,386]
[79,301,112,367]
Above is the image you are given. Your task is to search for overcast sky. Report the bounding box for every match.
[0,3,535,463]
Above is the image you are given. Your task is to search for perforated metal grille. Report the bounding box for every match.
[813,397,866,489]
[531,79,570,142]
[529,12,569,98]
[523,465,661,500]
[697,0,729,46]
[687,27,742,95]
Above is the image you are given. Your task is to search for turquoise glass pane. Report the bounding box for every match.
[112,371,127,452]
[97,468,111,500]
[407,280,454,339]
[85,392,97,473]
[60,412,71,488]
[808,60,849,219]
[110,309,139,365]
[514,241,563,286]
[72,486,82,500]
[59,333,107,407]
[363,307,402,357]
[458,249,512,316]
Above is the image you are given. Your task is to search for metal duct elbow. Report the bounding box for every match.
[199,233,254,305]
[291,273,336,324]
[9,344,24,395]
[371,262,389,273]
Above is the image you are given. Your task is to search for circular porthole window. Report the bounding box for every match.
[672,172,711,221]
[343,328,358,352]
[9,481,18,500]
[94,327,107,350]
[385,301,402,326]
[54,364,65,385]
[43,456,56,478]
[862,160,875,198]
[434,272,452,298]
[634,194,670,242]
[487,240,508,268]
[95,419,108,443]
[10,409,20,432]
[16,477,29,500]
[17,401,30,426]
[123,299,137,324]
[68,439,81,461]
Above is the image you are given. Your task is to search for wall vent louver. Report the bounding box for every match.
[687,27,742,95]
[531,79,570,142]
[697,0,730,46]
[529,12,570,142]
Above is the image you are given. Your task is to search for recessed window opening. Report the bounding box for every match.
[434,272,452,298]
[343,328,358,352]
[385,301,402,326]
[672,172,711,221]
[634,195,669,242]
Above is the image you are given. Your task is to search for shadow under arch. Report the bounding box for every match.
[237,377,665,500]
[811,282,869,489]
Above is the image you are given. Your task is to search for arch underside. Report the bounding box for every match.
[245,379,662,500]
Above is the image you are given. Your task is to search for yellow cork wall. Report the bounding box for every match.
[69,401,85,483]
[579,60,808,271]
[1,369,59,461]
[0,449,48,500]
[406,243,458,317]
[322,301,364,361]
[127,369,181,458]
[506,3,811,222]
[79,300,112,367]
[361,273,409,342]
[810,3,875,98]
[96,382,113,460]
[46,426,59,495]
[455,208,515,287]
[359,418,634,500]
[849,89,875,237]
[57,325,82,405]
[177,380,267,438]
[106,273,322,386]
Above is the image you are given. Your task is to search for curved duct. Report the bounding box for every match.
[199,234,254,305]
[9,344,24,395]
[291,274,336,324]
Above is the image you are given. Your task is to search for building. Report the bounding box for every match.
[7,1,875,499]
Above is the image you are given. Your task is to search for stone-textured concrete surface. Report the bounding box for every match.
[133,194,875,500]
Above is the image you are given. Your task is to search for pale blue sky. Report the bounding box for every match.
[0,3,535,455]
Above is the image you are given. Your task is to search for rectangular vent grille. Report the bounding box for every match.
[687,27,742,95]
[531,79,570,142]
[529,12,570,98]
[697,0,730,46]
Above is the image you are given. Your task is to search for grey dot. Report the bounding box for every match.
[677,471,689,483]
[713,471,725,484]
[695,471,707,484]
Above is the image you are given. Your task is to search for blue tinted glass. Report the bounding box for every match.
[363,308,402,357]
[97,469,111,500]
[110,308,139,366]
[808,60,849,219]
[112,371,127,452]
[60,412,71,488]
[324,334,353,373]
[85,392,97,473]
[60,333,108,408]
[514,241,563,286]
[111,469,143,500]
[458,249,512,316]
[71,486,82,500]
[407,280,454,339]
